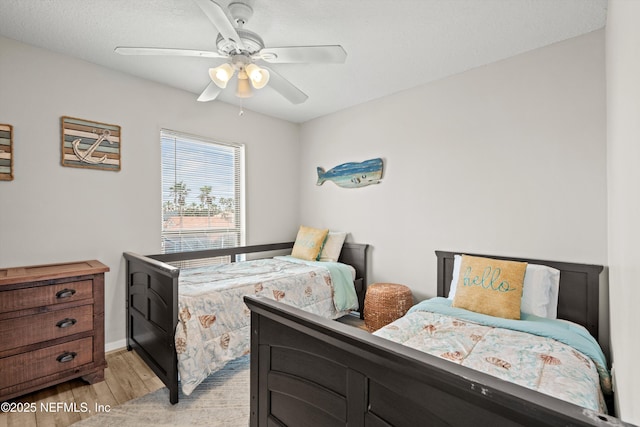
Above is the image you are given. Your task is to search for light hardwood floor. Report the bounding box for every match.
[0,349,164,427]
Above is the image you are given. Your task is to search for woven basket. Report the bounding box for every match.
[364,283,414,331]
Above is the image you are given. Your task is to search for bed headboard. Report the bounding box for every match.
[338,243,369,316]
[435,251,603,339]
[338,242,369,285]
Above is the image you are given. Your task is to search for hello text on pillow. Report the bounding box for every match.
[448,254,560,319]
[451,255,527,320]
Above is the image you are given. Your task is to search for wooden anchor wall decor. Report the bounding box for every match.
[61,116,121,171]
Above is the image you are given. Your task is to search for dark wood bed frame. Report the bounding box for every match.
[244,250,630,427]
[123,241,368,404]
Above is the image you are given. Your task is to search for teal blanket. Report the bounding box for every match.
[409,297,611,387]
[275,256,359,311]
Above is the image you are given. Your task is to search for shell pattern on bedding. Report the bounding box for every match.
[374,311,608,413]
[174,258,347,396]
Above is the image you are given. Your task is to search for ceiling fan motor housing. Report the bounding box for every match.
[216,28,264,55]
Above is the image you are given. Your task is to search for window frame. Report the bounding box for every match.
[160,129,245,255]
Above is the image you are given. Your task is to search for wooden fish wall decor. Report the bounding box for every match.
[316,158,383,188]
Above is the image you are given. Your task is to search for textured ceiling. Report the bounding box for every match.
[0,0,607,123]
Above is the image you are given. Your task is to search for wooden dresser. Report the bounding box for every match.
[0,260,109,402]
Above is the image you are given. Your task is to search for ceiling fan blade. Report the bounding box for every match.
[114,47,225,58]
[192,0,246,51]
[262,66,308,104]
[197,81,223,102]
[259,45,347,64]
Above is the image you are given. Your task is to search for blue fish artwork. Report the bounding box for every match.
[316,158,384,188]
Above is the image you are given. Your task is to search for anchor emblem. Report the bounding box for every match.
[71,129,115,164]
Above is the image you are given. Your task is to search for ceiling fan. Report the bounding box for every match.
[114,0,347,104]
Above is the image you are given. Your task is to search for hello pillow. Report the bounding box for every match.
[448,255,560,318]
[452,255,527,320]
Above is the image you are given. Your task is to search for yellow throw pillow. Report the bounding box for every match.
[291,226,329,261]
[452,255,527,320]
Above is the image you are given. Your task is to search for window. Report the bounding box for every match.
[161,129,244,256]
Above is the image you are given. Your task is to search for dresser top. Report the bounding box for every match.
[0,260,109,286]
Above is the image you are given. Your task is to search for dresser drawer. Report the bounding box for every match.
[0,337,93,389]
[0,260,107,402]
[0,305,93,352]
[0,279,93,313]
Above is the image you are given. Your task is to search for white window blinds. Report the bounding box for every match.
[161,129,244,254]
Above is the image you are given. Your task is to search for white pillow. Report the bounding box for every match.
[448,255,463,298]
[521,263,560,318]
[318,231,347,262]
[542,266,560,318]
[447,255,560,318]
[447,255,463,299]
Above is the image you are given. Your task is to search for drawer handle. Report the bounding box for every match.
[56,318,77,328]
[55,288,76,299]
[56,352,77,363]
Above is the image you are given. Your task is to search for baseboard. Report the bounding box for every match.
[105,338,127,353]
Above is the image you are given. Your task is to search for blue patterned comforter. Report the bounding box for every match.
[374,297,612,413]
[175,257,357,395]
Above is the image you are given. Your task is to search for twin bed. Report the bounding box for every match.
[124,242,624,426]
[123,241,368,403]
[244,250,627,427]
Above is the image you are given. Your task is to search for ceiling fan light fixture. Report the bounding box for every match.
[117,0,344,105]
[245,63,270,89]
[236,70,253,98]
[209,63,235,88]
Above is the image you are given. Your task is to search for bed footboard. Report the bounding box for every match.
[123,243,296,404]
[123,252,180,403]
[124,241,368,404]
[244,296,627,427]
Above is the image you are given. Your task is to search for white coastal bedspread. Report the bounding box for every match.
[175,256,357,395]
[374,298,612,413]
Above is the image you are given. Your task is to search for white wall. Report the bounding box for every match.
[606,1,640,423]
[300,30,606,298]
[0,36,301,350]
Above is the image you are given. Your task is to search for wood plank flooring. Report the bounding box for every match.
[0,349,164,427]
